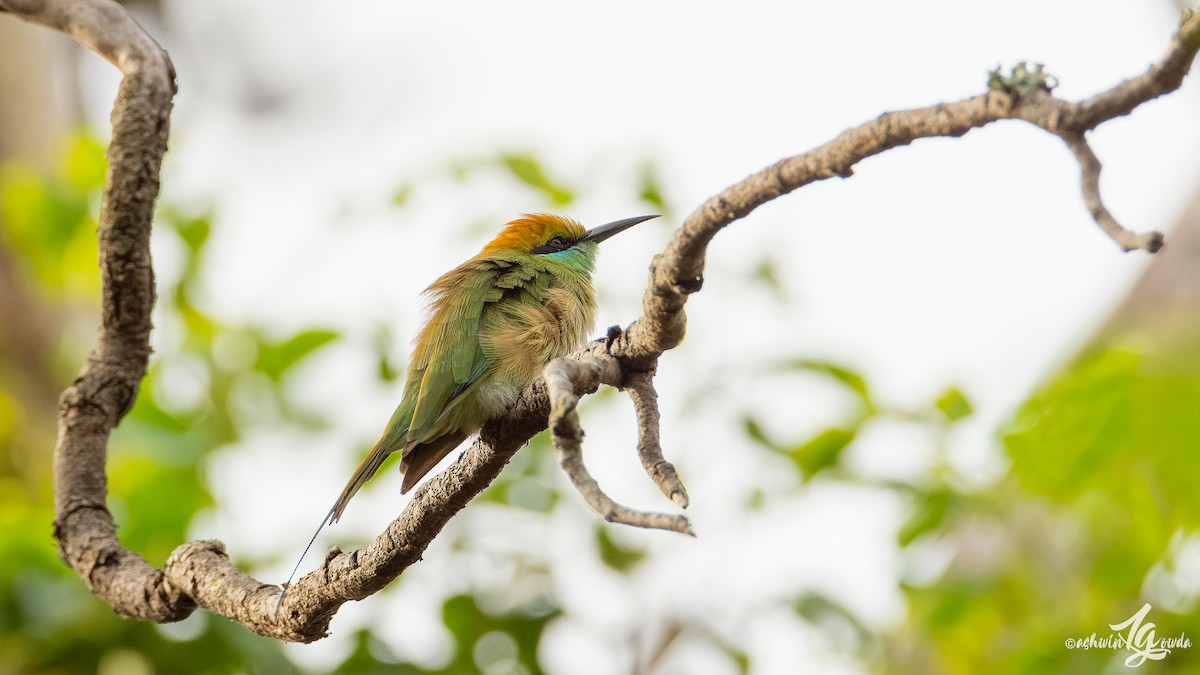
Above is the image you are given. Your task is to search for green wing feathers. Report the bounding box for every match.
[409,263,495,434]
[329,261,498,520]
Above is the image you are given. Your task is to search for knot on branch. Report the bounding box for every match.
[677,275,704,295]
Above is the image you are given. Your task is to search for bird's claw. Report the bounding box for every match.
[602,325,623,352]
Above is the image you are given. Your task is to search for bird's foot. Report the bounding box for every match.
[600,324,623,353]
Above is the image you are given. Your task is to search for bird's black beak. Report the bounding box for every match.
[582,215,659,244]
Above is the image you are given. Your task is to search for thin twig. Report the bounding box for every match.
[1060,131,1165,252]
[545,358,693,536]
[624,371,689,509]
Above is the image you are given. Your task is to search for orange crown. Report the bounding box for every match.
[481,213,587,255]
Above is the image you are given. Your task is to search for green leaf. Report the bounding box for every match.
[166,212,212,253]
[934,387,973,422]
[790,427,854,479]
[1006,347,1200,524]
[897,488,952,547]
[724,644,751,675]
[500,153,574,206]
[127,374,203,435]
[784,359,872,407]
[378,355,399,383]
[255,329,339,380]
[637,162,668,213]
[746,414,854,480]
[374,324,401,383]
[741,415,779,451]
[595,525,646,572]
[440,595,557,674]
[333,630,411,674]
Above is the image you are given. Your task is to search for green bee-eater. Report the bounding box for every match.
[281,213,655,600]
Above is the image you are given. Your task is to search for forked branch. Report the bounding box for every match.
[544,357,693,535]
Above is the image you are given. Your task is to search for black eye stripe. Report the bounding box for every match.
[531,236,572,255]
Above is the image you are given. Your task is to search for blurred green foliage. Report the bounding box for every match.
[330,596,558,675]
[0,134,337,673]
[885,342,1200,673]
[738,338,1200,673]
[0,135,104,303]
[500,154,575,207]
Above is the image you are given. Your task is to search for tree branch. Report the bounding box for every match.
[8,0,1198,643]
[544,356,693,535]
[625,370,689,509]
[2,0,182,621]
[626,12,1199,366]
[1060,131,1164,252]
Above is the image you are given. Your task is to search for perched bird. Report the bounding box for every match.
[279,213,656,606]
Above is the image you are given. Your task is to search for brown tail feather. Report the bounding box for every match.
[399,431,469,494]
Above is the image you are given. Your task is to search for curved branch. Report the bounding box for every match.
[1070,14,1200,130]
[9,0,1199,644]
[625,11,1200,364]
[2,0,182,621]
[1060,131,1165,252]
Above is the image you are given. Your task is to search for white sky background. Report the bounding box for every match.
[78,0,1200,672]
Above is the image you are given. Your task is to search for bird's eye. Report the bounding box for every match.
[532,236,570,255]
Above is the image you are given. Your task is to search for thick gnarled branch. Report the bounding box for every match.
[8,0,1199,644]
[3,0,182,623]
